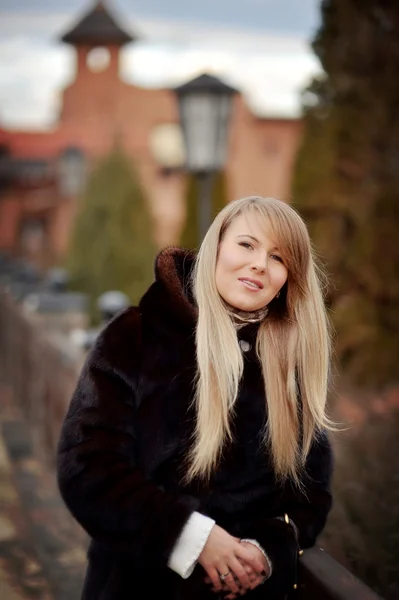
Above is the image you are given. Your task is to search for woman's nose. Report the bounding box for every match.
[250,258,267,273]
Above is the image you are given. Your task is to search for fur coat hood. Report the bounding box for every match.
[140,246,198,329]
[57,247,334,600]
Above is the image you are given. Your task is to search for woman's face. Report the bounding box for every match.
[215,213,288,312]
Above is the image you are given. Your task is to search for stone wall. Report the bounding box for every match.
[0,289,83,466]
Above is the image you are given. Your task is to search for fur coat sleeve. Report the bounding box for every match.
[245,430,333,597]
[56,307,200,568]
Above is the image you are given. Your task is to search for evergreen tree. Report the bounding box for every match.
[180,171,228,249]
[293,0,399,386]
[293,4,399,596]
[67,147,156,320]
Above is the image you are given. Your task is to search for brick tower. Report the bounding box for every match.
[59,1,137,132]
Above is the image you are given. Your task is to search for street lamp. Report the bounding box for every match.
[174,73,238,240]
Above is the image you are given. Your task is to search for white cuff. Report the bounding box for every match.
[167,511,215,579]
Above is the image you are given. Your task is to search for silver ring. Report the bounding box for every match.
[219,570,231,581]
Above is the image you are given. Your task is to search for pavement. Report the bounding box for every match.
[0,385,87,600]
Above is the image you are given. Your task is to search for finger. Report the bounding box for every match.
[221,571,240,595]
[209,581,229,594]
[250,574,269,592]
[210,580,238,594]
[223,587,239,600]
[242,561,257,579]
[207,566,222,592]
[236,545,265,574]
[241,562,253,575]
[237,556,257,583]
[214,586,236,597]
[249,575,264,590]
[229,557,251,591]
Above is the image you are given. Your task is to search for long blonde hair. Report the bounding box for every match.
[186,196,337,488]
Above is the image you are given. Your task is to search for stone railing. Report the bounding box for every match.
[0,288,84,465]
[0,288,384,600]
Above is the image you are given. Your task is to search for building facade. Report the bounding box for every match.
[0,0,303,266]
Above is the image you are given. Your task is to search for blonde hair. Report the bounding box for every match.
[186,196,337,489]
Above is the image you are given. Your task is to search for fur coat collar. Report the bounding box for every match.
[139,246,198,330]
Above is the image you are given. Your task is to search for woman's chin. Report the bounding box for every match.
[228,300,265,312]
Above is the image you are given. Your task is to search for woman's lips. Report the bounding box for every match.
[238,278,264,291]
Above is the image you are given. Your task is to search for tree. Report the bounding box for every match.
[293,3,399,596]
[67,146,156,321]
[293,0,399,386]
[180,170,228,249]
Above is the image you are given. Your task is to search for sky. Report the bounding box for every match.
[0,0,323,129]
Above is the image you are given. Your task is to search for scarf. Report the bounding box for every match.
[223,300,269,330]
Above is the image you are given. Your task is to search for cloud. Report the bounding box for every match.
[0,10,321,128]
[1,0,321,37]
[122,21,321,117]
[0,33,72,128]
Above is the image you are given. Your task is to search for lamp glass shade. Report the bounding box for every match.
[178,92,234,172]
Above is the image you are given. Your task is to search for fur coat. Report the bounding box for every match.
[57,247,334,600]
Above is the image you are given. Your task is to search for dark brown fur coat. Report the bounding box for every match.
[57,247,334,600]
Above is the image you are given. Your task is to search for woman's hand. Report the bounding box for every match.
[198,525,265,596]
[204,539,270,598]
[222,541,270,599]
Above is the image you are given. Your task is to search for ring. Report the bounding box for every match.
[219,570,231,581]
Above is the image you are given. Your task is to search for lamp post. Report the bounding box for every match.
[57,147,86,198]
[174,73,238,241]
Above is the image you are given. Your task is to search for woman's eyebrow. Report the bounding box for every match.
[236,234,259,242]
[236,234,280,252]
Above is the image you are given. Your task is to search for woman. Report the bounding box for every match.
[57,196,335,600]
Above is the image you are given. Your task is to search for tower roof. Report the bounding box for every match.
[60,1,136,47]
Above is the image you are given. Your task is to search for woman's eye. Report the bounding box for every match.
[271,254,283,263]
[239,242,253,250]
